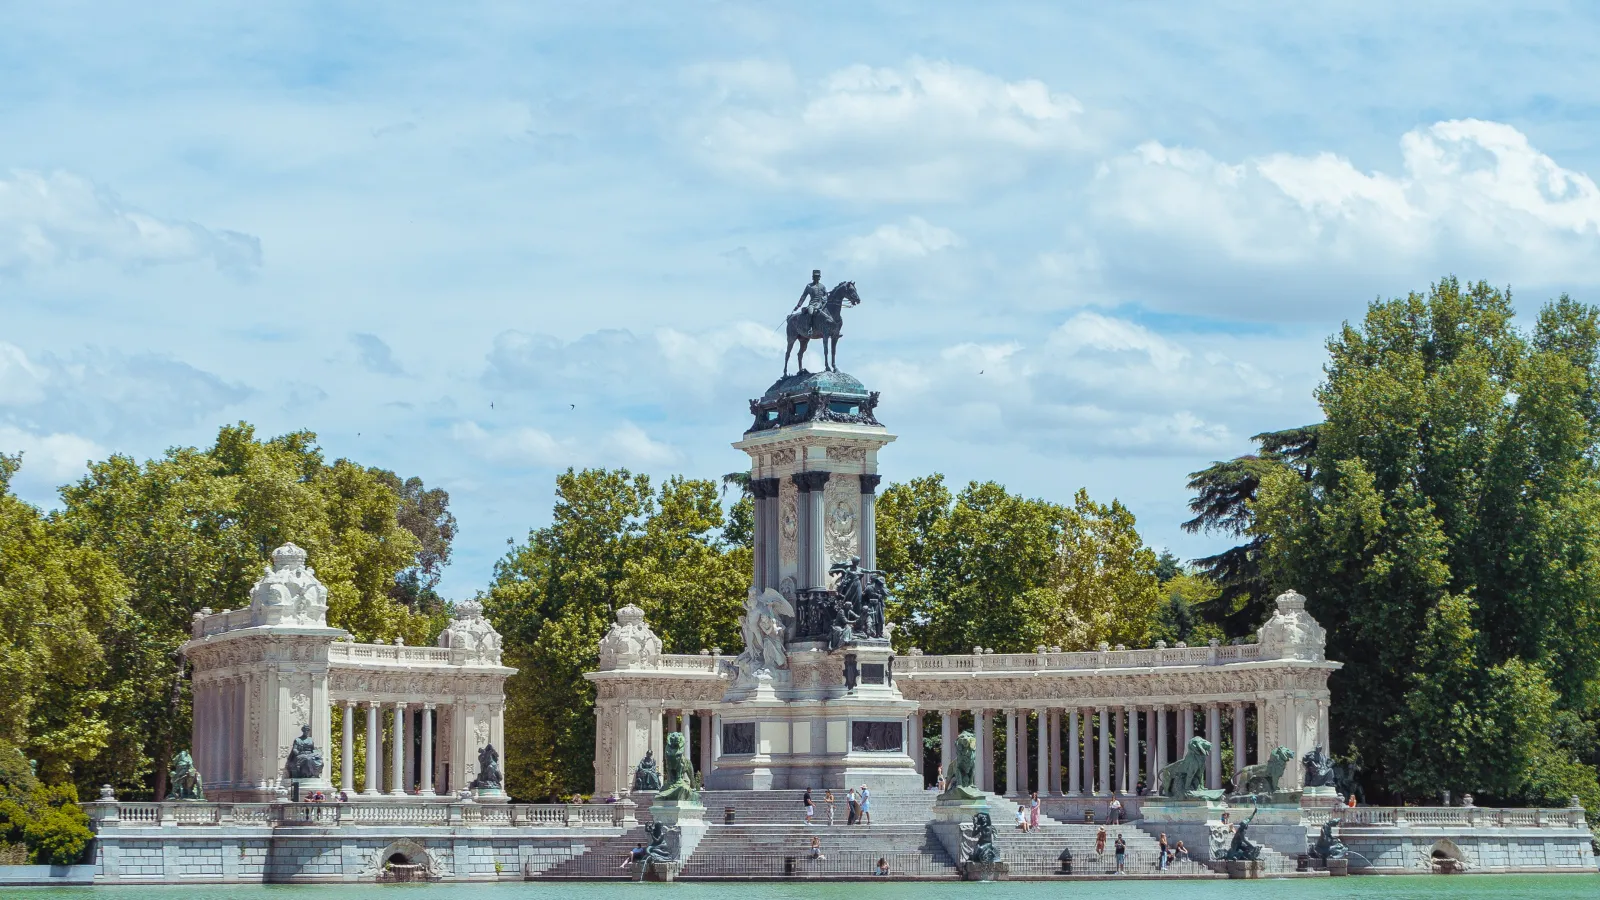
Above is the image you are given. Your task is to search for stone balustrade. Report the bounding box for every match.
[86,800,635,829]
[898,642,1265,673]
[327,641,463,666]
[1301,805,1587,829]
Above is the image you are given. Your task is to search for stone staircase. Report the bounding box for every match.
[680,823,959,879]
[990,823,1216,877]
[697,789,940,825]
[536,826,650,879]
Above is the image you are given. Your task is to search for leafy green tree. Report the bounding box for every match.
[0,454,126,784]
[1253,277,1600,805]
[50,424,443,797]
[484,469,748,799]
[1181,425,1319,635]
[1150,572,1225,647]
[877,476,1160,654]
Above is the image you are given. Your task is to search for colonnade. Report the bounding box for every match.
[660,708,716,782]
[927,701,1263,796]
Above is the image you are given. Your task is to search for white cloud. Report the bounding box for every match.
[0,426,106,485]
[351,333,405,376]
[1091,119,1600,289]
[862,311,1285,456]
[692,59,1087,201]
[450,420,570,467]
[0,170,262,274]
[601,422,679,468]
[835,217,963,264]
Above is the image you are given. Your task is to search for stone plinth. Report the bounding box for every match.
[644,861,681,882]
[1225,859,1262,878]
[961,861,1009,881]
[649,800,709,862]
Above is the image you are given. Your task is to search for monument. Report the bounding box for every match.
[708,270,920,791]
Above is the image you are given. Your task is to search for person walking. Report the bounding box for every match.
[1114,833,1127,874]
[1095,825,1107,857]
[1108,796,1123,825]
[859,784,872,824]
[1157,833,1169,872]
[824,789,836,825]
[1029,791,1041,831]
[803,787,814,825]
[847,788,860,825]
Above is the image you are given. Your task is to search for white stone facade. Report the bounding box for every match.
[183,544,514,801]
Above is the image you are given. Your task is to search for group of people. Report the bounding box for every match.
[1153,832,1189,871]
[1013,792,1043,832]
[802,785,872,825]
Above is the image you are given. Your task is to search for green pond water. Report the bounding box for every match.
[10,879,1599,900]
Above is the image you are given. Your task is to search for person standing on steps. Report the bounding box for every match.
[859,784,872,824]
[824,788,836,825]
[1158,833,1169,871]
[1095,825,1107,858]
[1029,791,1040,831]
[1108,796,1123,825]
[846,788,860,825]
[803,786,814,825]
[1114,833,1127,874]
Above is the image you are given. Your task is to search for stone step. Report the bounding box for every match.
[535,826,650,880]
[682,823,957,879]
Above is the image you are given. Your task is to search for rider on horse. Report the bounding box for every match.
[793,269,832,333]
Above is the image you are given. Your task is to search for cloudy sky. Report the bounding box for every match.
[5,3,1600,597]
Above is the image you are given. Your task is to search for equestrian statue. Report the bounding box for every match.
[786,268,861,375]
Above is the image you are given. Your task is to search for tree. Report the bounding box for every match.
[484,469,749,799]
[1181,425,1319,635]
[1150,573,1224,647]
[1253,277,1600,805]
[876,476,1160,654]
[0,454,126,784]
[51,424,442,797]
[377,472,458,617]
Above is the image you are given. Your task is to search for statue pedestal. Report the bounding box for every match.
[1324,858,1349,876]
[928,791,992,869]
[290,777,333,800]
[649,800,709,862]
[473,787,509,804]
[961,861,1009,881]
[644,861,682,882]
[1225,859,1263,879]
[1300,786,1341,809]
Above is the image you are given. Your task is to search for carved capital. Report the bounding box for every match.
[858,474,882,494]
[752,477,782,500]
[792,471,831,492]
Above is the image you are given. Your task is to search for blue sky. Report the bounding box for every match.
[4,2,1600,598]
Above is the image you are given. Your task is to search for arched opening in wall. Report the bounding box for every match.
[1429,839,1466,874]
[373,840,434,883]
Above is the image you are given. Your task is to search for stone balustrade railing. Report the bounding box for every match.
[328,642,456,666]
[85,800,635,829]
[897,642,1268,674]
[1301,806,1587,829]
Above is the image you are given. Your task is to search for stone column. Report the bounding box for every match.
[402,707,415,794]
[1127,706,1140,793]
[418,704,435,796]
[1036,707,1050,796]
[1155,705,1169,777]
[1016,711,1029,795]
[804,472,830,588]
[678,710,692,763]
[1067,708,1081,795]
[976,709,994,793]
[1181,705,1195,743]
[700,711,713,780]
[1145,708,1157,785]
[792,474,811,590]
[1231,702,1246,776]
[758,479,781,590]
[858,475,881,569]
[911,710,924,777]
[341,700,355,794]
[941,710,956,778]
[390,702,407,796]
[1205,704,1222,789]
[1083,710,1095,795]
[1097,707,1111,795]
[750,481,768,590]
[1004,710,1017,796]
[364,702,381,795]
[711,712,723,761]
[1255,698,1267,764]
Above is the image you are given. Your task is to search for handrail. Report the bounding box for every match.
[86,800,637,829]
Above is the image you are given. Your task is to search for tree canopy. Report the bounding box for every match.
[1247,277,1600,807]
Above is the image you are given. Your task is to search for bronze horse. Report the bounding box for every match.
[785,281,860,375]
